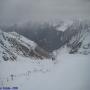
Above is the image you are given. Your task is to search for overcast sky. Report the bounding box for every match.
[0,0,90,25]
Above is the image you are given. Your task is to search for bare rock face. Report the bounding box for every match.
[34,46,53,59]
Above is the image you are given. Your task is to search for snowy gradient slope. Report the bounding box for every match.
[0,48,89,90]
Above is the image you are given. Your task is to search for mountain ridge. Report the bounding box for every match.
[0,30,54,61]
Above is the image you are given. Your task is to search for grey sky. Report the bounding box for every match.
[0,0,90,25]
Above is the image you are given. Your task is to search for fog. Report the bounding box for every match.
[0,0,90,25]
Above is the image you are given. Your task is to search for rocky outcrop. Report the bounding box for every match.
[0,30,54,61]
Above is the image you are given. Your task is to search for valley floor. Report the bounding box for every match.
[0,49,90,90]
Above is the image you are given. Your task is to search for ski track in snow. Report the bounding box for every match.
[0,56,54,86]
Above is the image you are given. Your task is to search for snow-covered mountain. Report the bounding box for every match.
[0,20,90,62]
[0,30,54,61]
[53,20,90,56]
[0,20,90,90]
[1,20,90,53]
[65,21,90,54]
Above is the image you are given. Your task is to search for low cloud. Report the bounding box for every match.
[0,0,90,25]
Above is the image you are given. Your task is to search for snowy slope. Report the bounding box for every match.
[0,30,53,61]
[0,46,89,90]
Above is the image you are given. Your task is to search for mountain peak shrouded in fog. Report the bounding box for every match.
[0,20,90,53]
[0,0,90,25]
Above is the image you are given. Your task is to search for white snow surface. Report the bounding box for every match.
[0,47,89,90]
[8,31,37,49]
